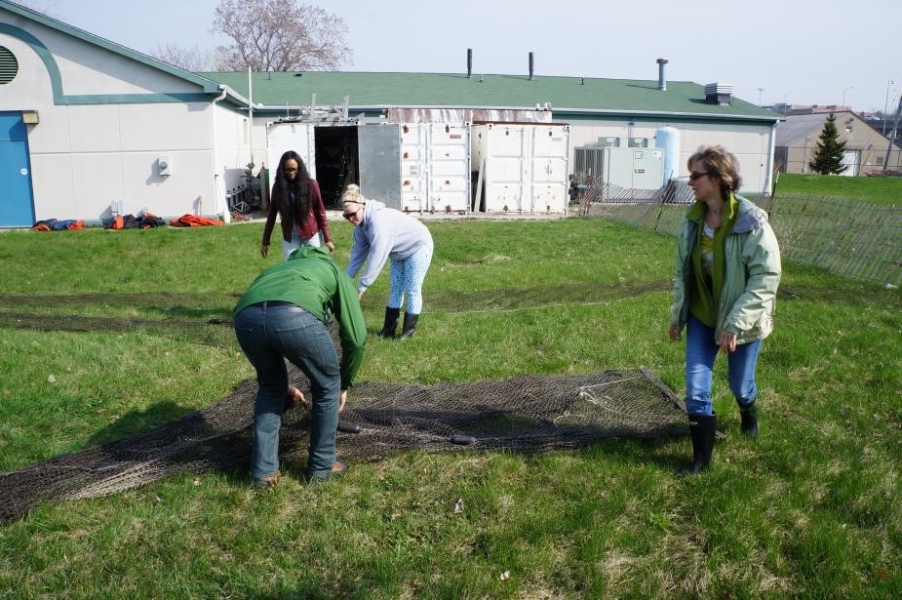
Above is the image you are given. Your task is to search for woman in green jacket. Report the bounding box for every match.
[668,145,781,476]
[234,246,367,487]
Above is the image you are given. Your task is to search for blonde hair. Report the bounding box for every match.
[341,184,366,205]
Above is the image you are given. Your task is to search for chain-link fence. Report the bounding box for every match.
[578,182,902,286]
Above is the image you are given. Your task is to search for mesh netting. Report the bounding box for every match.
[1,287,686,523]
[0,367,686,524]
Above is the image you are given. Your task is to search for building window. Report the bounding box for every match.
[0,46,18,84]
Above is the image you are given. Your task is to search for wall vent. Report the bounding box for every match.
[0,46,19,84]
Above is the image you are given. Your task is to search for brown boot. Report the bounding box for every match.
[304,460,348,483]
[253,470,282,490]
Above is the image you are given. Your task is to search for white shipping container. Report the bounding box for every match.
[266,121,316,178]
[266,121,470,212]
[401,123,471,213]
[471,123,570,214]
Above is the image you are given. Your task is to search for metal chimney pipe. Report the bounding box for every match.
[657,58,668,91]
[529,52,534,80]
[467,48,472,79]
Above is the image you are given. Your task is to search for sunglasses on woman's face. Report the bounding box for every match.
[342,207,361,220]
[688,171,711,181]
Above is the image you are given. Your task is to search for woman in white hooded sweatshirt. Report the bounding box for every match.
[341,185,434,339]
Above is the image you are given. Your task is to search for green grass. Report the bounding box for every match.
[775,172,902,205]
[1,218,901,598]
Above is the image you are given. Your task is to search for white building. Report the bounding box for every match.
[1,0,254,227]
[2,1,782,227]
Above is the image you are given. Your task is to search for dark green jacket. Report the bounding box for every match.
[234,246,367,389]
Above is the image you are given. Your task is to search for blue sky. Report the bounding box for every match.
[22,0,902,113]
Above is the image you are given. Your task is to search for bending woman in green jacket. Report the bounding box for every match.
[668,145,781,476]
[234,246,367,487]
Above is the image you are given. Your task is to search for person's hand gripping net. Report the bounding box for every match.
[285,385,348,412]
[285,385,311,411]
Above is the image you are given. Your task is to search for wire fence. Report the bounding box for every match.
[578,182,902,286]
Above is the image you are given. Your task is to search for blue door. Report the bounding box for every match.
[0,113,36,227]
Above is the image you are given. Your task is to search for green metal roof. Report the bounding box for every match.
[203,70,780,122]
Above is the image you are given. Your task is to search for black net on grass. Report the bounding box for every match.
[0,367,687,524]
[0,285,686,523]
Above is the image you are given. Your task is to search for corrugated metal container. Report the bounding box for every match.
[471,123,570,214]
[400,123,470,213]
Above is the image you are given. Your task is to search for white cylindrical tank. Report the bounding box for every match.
[655,126,680,184]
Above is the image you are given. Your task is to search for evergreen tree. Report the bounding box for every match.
[808,113,848,175]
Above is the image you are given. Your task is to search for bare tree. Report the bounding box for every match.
[211,0,352,72]
[150,44,211,72]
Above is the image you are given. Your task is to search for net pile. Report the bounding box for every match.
[0,367,686,524]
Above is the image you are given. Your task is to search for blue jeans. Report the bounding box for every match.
[282,230,322,260]
[685,315,762,417]
[387,243,433,314]
[233,301,341,480]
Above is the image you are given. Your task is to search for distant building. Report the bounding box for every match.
[775,111,902,175]
[771,103,853,116]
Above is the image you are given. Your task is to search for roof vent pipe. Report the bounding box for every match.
[529,52,534,81]
[657,58,668,91]
[467,48,472,79]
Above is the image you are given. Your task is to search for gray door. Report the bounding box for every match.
[358,124,401,209]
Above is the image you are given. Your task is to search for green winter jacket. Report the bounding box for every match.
[234,245,367,389]
[670,195,782,344]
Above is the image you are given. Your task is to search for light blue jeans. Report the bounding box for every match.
[282,230,322,261]
[233,301,341,481]
[387,243,433,314]
[684,315,762,417]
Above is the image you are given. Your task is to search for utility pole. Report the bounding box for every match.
[884,80,895,136]
[883,93,902,172]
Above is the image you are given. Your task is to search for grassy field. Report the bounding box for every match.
[0,215,900,598]
[774,172,902,205]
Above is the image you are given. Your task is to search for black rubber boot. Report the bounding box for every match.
[400,312,419,339]
[377,307,400,338]
[679,414,716,477]
[739,403,758,438]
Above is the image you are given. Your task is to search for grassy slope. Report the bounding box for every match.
[775,172,902,205]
